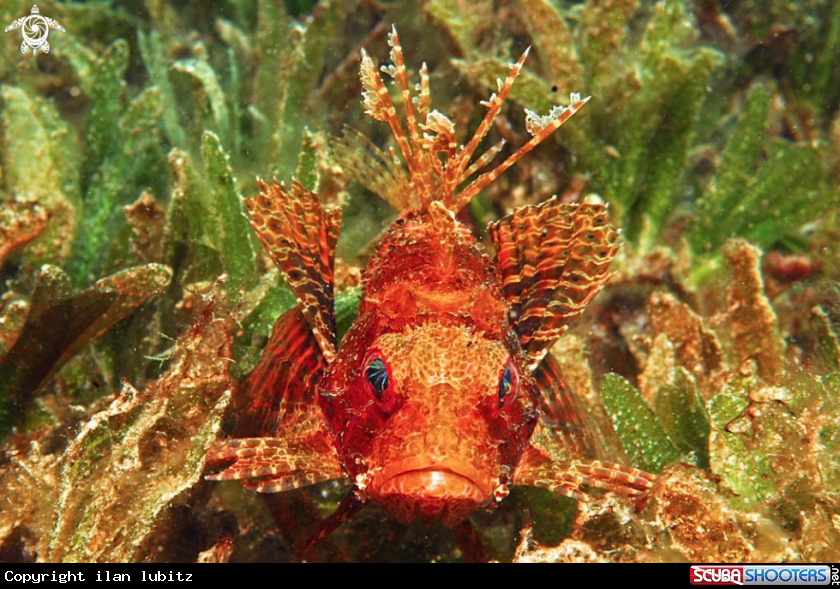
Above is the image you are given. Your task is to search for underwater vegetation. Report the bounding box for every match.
[0,0,838,563]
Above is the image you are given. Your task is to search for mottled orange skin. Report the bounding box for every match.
[320,211,538,526]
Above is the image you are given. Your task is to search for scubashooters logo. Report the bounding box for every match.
[692,567,744,585]
[691,565,834,586]
[4,5,65,54]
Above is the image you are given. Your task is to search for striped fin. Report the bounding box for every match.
[356,27,588,215]
[517,354,655,501]
[514,447,655,501]
[232,306,328,438]
[532,353,600,460]
[245,179,341,361]
[488,198,618,370]
[208,306,344,492]
[206,436,344,493]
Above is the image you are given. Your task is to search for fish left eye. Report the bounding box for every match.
[366,357,390,401]
[498,359,519,410]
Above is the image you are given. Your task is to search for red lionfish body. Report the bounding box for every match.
[208,27,654,559]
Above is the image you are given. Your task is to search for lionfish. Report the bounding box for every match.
[207,26,654,561]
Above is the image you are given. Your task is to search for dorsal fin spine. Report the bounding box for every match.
[448,48,530,203]
[387,26,434,207]
[359,27,589,216]
[454,96,591,209]
[360,48,424,206]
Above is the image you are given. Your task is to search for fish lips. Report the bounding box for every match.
[369,457,495,526]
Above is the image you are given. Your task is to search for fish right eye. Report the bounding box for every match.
[366,357,390,401]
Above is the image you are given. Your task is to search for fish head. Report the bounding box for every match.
[320,319,539,526]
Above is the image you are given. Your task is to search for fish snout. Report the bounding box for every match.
[367,412,498,526]
[368,455,494,526]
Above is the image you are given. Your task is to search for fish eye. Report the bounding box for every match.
[365,356,390,402]
[361,351,402,414]
[498,359,519,410]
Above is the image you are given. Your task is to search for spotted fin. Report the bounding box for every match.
[488,198,618,370]
[245,179,341,361]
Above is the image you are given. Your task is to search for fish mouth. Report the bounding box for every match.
[369,458,494,526]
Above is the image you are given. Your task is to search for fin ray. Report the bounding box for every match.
[245,179,340,361]
[515,447,655,499]
[206,436,344,492]
[356,28,588,215]
[532,353,600,460]
[333,129,414,210]
[233,307,327,438]
[489,199,619,369]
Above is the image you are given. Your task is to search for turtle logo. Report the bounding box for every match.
[4,5,65,55]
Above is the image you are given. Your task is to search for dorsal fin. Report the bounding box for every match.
[332,128,412,211]
[354,26,589,215]
[488,198,619,371]
[244,179,341,361]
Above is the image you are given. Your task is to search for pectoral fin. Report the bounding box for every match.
[206,436,344,493]
[531,353,600,461]
[515,446,654,501]
[232,306,328,438]
[245,179,341,361]
[521,354,657,503]
[211,275,343,493]
[488,198,618,370]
